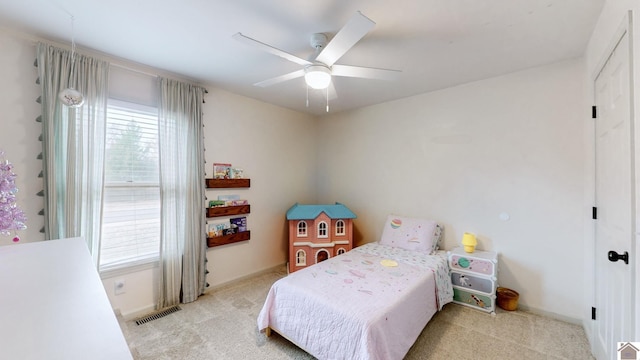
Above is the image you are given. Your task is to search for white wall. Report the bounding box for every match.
[0,29,45,245]
[102,267,157,317]
[202,89,317,289]
[0,28,317,318]
[583,0,640,346]
[316,59,586,321]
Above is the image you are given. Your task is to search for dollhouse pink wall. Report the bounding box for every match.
[288,212,353,273]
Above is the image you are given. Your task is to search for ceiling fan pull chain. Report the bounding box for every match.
[306,85,309,107]
[326,87,329,112]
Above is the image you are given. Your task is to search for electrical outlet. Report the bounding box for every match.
[114,279,126,295]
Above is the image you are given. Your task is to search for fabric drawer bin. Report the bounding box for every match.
[452,286,495,313]
[451,272,495,294]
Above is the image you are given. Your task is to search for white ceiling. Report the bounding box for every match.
[0,0,604,116]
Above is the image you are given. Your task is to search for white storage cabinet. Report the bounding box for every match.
[447,247,498,314]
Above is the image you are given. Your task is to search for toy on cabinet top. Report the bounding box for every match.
[286,203,356,273]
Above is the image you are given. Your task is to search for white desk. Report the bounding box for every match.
[0,237,133,359]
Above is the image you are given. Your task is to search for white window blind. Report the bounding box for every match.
[99,100,160,272]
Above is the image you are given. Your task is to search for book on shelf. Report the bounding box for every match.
[216,194,248,206]
[222,227,237,236]
[213,163,232,179]
[230,168,244,179]
[209,200,226,208]
[230,217,247,232]
[208,199,248,208]
[218,194,237,206]
[207,220,230,237]
[217,194,240,201]
[223,199,248,206]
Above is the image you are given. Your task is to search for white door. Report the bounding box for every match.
[594,29,634,360]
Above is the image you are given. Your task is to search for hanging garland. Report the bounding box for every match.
[0,150,27,242]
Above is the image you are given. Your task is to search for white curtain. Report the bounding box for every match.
[157,77,207,307]
[36,43,109,266]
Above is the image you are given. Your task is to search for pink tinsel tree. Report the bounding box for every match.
[0,150,27,242]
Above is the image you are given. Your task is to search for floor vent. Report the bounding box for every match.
[135,306,181,325]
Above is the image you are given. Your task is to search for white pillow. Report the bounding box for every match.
[379,215,440,254]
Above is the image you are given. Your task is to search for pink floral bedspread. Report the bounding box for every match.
[257,242,453,360]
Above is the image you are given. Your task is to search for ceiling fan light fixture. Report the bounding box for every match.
[304,65,331,90]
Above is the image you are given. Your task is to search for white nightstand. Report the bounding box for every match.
[447,247,498,314]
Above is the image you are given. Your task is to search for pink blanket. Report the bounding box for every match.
[257,243,452,360]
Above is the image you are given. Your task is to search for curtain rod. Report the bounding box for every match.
[110,63,209,93]
[11,26,210,93]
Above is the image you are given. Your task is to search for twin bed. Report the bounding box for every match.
[257,215,454,360]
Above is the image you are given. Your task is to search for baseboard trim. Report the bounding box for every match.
[116,264,286,320]
[119,304,156,321]
[205,263,287,292]
[517,303,582,325]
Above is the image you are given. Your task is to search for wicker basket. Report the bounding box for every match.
[496,287,519,311]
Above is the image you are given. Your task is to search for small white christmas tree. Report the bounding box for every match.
[0,150,27,242]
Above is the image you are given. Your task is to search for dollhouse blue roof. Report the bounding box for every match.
[286,203,357,220]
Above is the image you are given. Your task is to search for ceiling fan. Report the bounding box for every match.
[233,11,400,110]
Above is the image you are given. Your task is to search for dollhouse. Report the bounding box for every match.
[286,203,356,273]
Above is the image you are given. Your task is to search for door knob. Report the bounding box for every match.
[608,250,629,265]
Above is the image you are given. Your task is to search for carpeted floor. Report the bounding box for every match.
[118,266,594,359]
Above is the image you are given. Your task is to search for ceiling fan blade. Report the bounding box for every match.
[331,64,401,81]
[315,11,375,66]
[254,69,305,87]
[233,32,312,66]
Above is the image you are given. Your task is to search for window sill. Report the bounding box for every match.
[99,257,159,279]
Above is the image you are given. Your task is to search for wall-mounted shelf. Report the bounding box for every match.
[205,177,251,248]
[206,205,250,218]
[207,231,251,247]
[206,178,250,188]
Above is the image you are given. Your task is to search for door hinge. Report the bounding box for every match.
[592,106,597,119]
[592,207,597,220]
[592,307,596,320]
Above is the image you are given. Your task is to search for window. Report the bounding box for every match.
[99,100,160,272]
[337,248,346,255]
[318,221,328,238]
[297,221,307,237]
[335,220,345,236]
[296,250,306,266]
